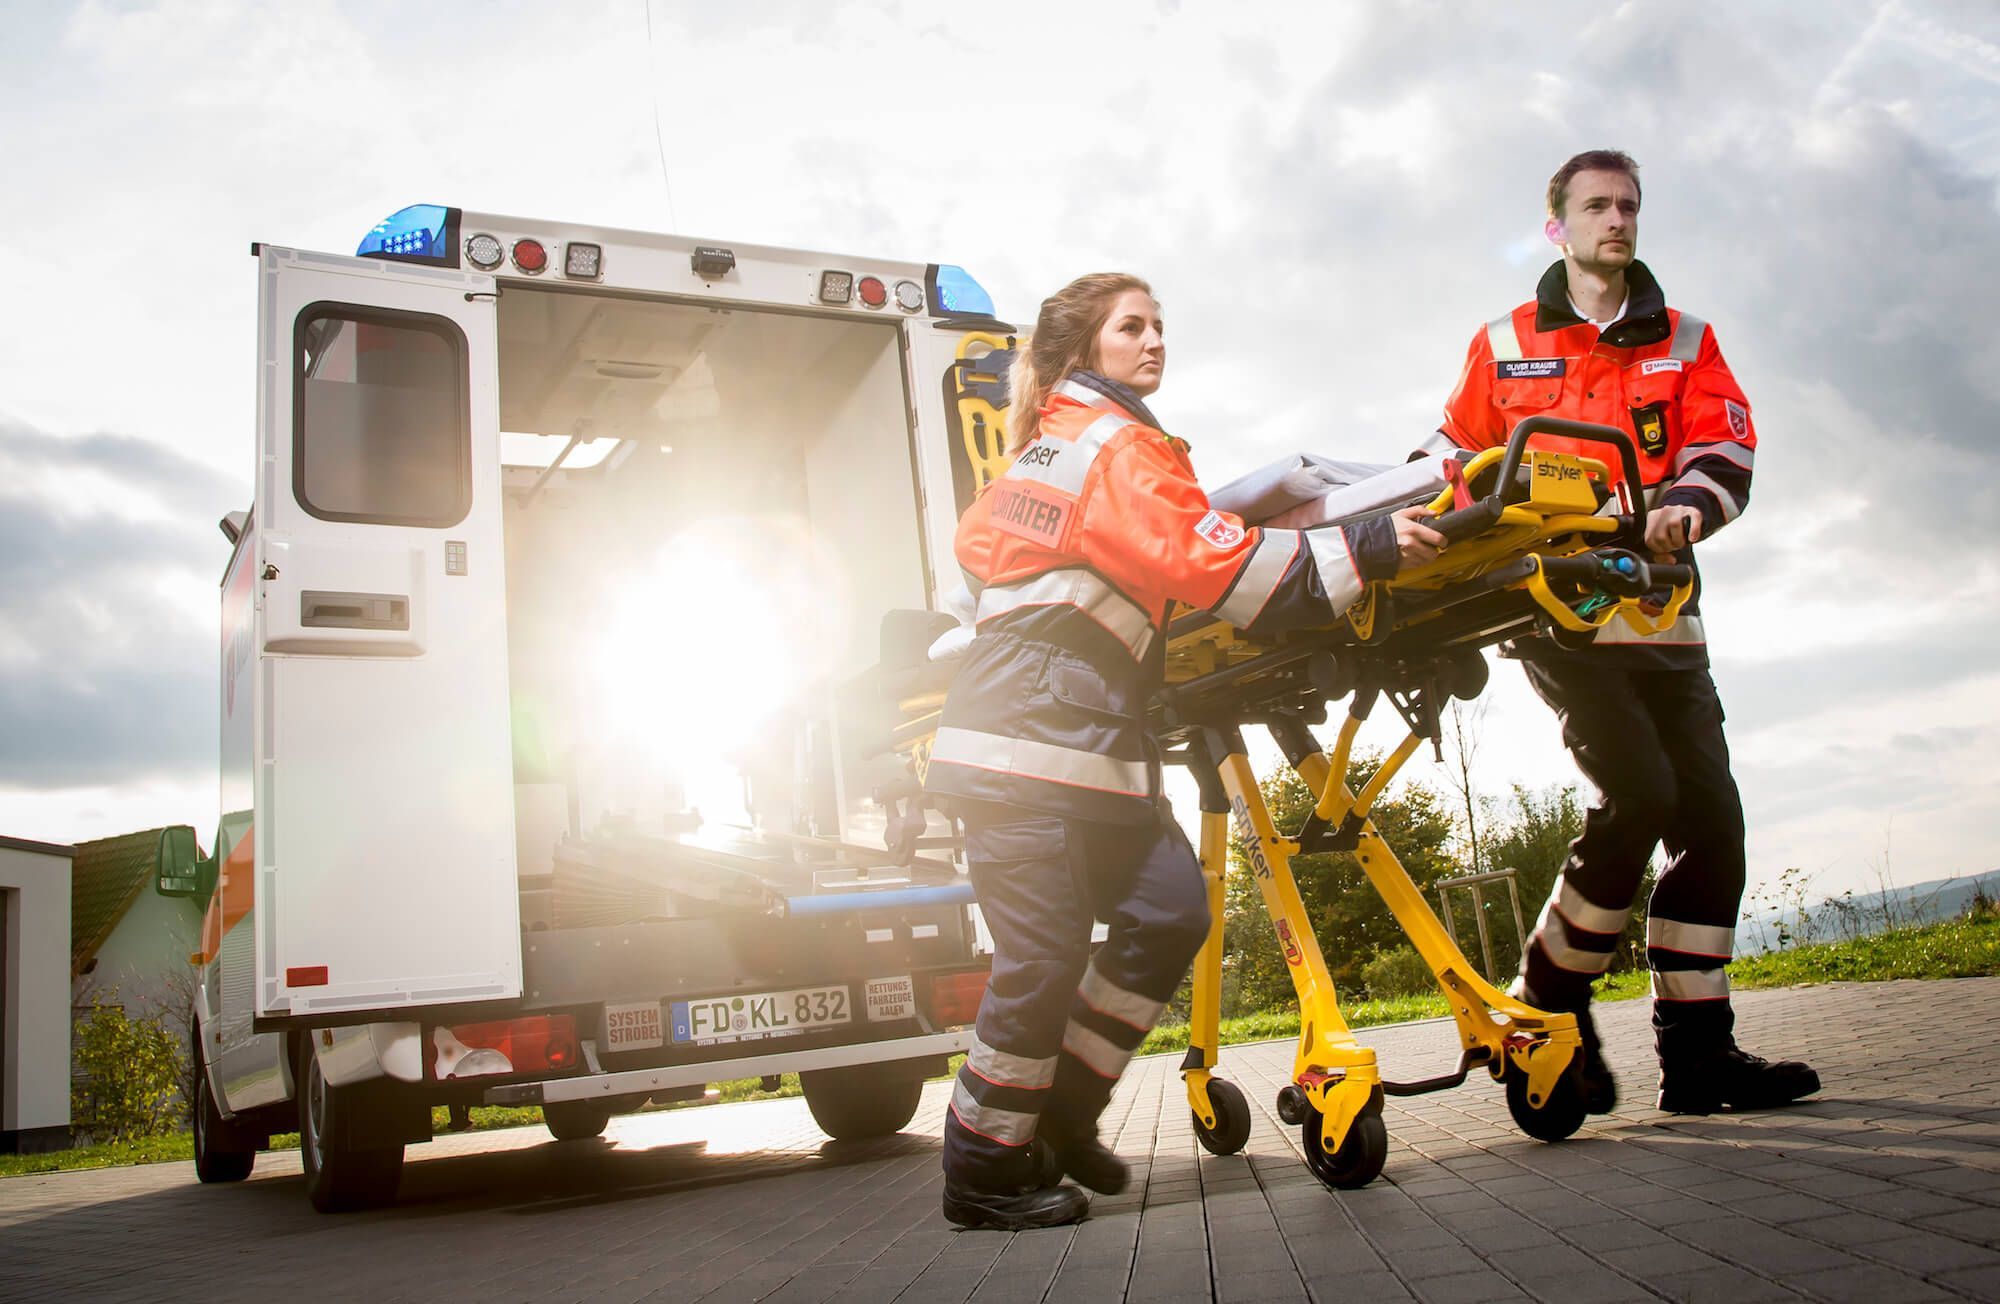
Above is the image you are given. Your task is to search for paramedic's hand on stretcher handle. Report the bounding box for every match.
[1393,506,1448,571]
[1644,503,1702,560]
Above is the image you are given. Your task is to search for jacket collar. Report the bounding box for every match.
[1533,259,1672,348]
[1052,370,1168,434]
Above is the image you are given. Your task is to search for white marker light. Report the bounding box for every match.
[564,242,603,279]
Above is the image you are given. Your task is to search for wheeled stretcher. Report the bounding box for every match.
[880,415,1694,1190]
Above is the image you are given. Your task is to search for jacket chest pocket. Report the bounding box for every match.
[1491,359,1571,415]
[1624,366,1687,462]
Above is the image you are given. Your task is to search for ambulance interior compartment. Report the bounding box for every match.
[495,285,928,927]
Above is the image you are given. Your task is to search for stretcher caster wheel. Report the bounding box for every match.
[1193,1078,1252,1156]
[1505,1064,1587,1142]
[1275,1084,1310,1126]
[1303,1107,1387,1190]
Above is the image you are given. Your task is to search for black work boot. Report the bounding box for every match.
[942,1181,1089,1230]
[1658,1043,1821,1114]
[1571,1005,1619,1115]
[1041,1127,1129,1195]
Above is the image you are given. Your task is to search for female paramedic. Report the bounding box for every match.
[924,272,1446,1230]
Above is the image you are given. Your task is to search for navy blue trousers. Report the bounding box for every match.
[943,805,1210,1191]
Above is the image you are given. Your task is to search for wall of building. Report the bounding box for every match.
[1,838,73,1153]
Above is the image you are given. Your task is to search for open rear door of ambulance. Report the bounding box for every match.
[251,242,519,1023]
[903,275,1021,579]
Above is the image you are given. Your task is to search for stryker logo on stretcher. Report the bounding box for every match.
[1231,795,1273,881]
[1535,460,1584,482]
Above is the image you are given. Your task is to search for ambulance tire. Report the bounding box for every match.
[297,1044,405,1213]
[192,1033,254,1184]
[801,1064,923,1140]
[543,1100,613,1141]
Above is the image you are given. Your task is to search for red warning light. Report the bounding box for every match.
[512,239,548,274]
[856,276,888,308]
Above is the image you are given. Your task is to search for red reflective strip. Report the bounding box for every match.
[287,965,328,987]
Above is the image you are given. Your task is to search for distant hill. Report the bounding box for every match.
[1737,868,2000,955]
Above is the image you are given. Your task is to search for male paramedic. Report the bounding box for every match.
[1419,150,1819,1115]
[927,271,1444,1230]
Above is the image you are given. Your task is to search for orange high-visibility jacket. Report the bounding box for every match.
[1420,261,1756,668]
[926,373,1396,824]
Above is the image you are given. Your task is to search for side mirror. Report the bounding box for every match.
[154,825,202,898]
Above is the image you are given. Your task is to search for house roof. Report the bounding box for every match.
[0,833,75,857]
[71,826,197,978]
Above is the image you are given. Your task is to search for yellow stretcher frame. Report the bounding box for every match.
[893,414,1695,1190]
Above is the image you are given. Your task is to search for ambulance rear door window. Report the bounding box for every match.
[293,304,471,527]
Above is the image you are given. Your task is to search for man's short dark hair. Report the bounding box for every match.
[1548,150,1641,217]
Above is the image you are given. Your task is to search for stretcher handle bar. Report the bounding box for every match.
[1426,417,1648,545]
[1538,553,1693,594]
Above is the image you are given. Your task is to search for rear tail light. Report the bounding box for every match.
[928,970,990,1027]
[436,1014,577,1079]
[856,276,888,309]
[512,238,548,274]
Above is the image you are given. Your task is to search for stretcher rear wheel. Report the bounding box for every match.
[1193,1078,1251,1156]
[1505,1063,1587,1142]
[1303,1107,1387,1189]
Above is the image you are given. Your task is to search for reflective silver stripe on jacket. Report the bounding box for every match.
[1486,312,1524,362]
[1533,901,1616,974]
[1671,468,1744,523]
[1415,430,1461,459]
[1004,412,1129,497]
[1668,314,1708,363]
[1592,614,1707,646]
[977,568,1156,661]
[1055,379,1127,411]
[1554,873,1628,934]
[1077,963,1165,1032]
[1673,439,1754,476]
[950,1080,1037,1144]
[930,726,1152,797]
[1647,918,1735,959]
[967,1034,1058,1090]
[1302,526,1364,614]
[1212,529,1301,628]
[1651,967,1730,1001]
[1060,1019,1132,1079]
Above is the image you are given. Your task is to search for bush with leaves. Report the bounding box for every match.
[71,995,185,1143]
[1360,945,1434,999]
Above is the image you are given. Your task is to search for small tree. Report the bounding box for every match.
[71,993,185,1143]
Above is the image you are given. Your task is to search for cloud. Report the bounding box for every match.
[0,414,242,787]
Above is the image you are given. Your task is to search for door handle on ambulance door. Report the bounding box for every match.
[301,591,410,631]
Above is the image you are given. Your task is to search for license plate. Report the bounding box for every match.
[670,984,852,1045]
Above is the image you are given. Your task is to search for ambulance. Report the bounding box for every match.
[162,204,1012,1211]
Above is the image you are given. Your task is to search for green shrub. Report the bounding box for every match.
[71,996,184,1144]
[1361,945,1434,999]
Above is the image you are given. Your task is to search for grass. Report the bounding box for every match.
[12,913,1995,1178]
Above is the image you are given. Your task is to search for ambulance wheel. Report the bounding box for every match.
[543,1100,613,1141]
[192,1034,254,1183]
[297,1045,404,1213]
[1303,1108,1387,1190]
[1506,1063,1587,1142]
[1193,1078,1251,1156]
[801,1064,923,1140]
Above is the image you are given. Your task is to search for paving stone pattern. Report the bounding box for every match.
[3,978,1999,1302]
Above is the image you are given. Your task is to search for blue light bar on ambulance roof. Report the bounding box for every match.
[926,264,998,319]
[356,204,463,268]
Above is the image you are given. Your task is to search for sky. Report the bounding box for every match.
[2,0,1996,907]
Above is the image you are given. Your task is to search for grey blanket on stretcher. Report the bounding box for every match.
[1206,453,1454,529]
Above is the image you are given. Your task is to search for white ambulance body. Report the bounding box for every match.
[171,204,1012,1211]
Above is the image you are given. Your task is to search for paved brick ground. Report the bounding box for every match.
[4,978,1999,1302]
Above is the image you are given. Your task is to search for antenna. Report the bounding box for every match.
[642,0,681,232]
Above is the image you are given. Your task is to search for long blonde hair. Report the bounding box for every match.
[1006,272,1153,450]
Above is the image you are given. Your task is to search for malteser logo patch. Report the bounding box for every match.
[1496,358,1566,380]
[1725,399,1750,437]
[1194,510,1245,549]
[1641,358,1685,375]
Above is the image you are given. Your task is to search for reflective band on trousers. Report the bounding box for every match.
[1303,526,1364,614]
[1668,314,1708,363]
[929,726,1153,797]
[1003,412,1128,497]
[1534,900,1616,974]
[978,568,1155,661]
[1647,917,1735,959]
[1652,967,1729,1001]
[1554,873,1628,934]
[950,1080,1037,1145]
[1671,468,1743,523]
[967,1034,1058,1090]
[1061,1019,1132,1080]
[1212,530,1300,629]
[1077,963,1165,1032]
[1486,312,1524,362]
[1592,614,1707,645]
[1673,440,1754,476]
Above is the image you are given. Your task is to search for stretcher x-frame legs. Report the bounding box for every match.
[1179,712,1588,1190]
